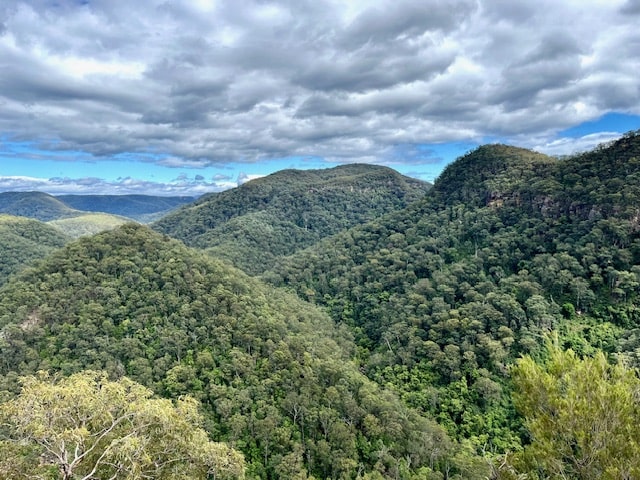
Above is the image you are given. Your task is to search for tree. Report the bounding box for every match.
[0,370,244,480]
[504,341,640,479]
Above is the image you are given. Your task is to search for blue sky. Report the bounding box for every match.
[1,0,639,195]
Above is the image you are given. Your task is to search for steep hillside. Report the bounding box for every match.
[265,132,640,455]
[0,214,69,285]
[0,191,78,221]
[0,224,485,479]
[57,194,196,222]
[153,164,430,274]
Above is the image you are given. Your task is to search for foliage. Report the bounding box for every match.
[265,133,640,455]
[2,134,640,478]
[501,341,640,479]
[0,215,69,285]
[0,224,473,479]
[153,164,430,274]
[0,370,244,479]
[0,192,78,222]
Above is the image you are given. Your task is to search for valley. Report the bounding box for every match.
[1,134,640,478]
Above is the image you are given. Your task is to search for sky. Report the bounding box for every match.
[0,0,640,196]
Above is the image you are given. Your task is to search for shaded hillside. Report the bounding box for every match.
[0,214,69,285]
[0,224,486,479]
[153,164,430,274]
[0,191,78,221]
[265,132,640,453]
[58,194,196,222]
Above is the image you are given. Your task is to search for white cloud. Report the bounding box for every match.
[0,0,637,173]
[0,174,234,196]
[237,173,264,185]
[532,132,624,157]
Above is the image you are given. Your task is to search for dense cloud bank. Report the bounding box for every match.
[0,0,639,171]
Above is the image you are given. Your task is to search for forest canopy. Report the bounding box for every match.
[1,133,640,478]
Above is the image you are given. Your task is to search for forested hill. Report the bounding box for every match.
[0,214,69,285]
[0,191,79,221]
[3,135,640,478]
[430,144,555,206]
[153,164,430,275]
[0,223,488,479]
[264,132,640,466]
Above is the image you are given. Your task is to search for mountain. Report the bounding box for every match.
[57,194,196,222]
[0,214,69,285]
[0,192,195,224]
[264,132,640,455]
[0,191,195,238]
[0,191,78,221]
[430,144,555,206]
[0,224,486,479]
[3,134,640,477]
[153,164,430,274]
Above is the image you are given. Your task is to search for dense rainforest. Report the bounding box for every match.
[0,224,485,479]
[153,164,430,275]
[1,132,640,478]
[264,132,640,474]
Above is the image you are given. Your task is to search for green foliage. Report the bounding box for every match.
[265,133,640,457]
[0,224,468,479]
[153,164,430,274]
[503,341,640,479]
[0,192,78,221]
[431,144,555,206]
[0,215,69,285]
[0,370,244,479]
[2,133,640,478]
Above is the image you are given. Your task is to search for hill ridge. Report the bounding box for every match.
[153,163,431,274]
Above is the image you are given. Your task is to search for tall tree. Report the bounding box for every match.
[0,370,245,480]
[504,342,640,479]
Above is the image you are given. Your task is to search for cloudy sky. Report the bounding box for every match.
[1,0,639,195]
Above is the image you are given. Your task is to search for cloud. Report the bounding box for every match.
[237,172,265,185]
[0,174,235,196]
[0,0,638,174]
[531,131,625,157]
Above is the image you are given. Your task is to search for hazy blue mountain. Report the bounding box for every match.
[57,194,196,222]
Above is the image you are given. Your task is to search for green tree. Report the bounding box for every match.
[505,341,640,479]
[0,370,244,480]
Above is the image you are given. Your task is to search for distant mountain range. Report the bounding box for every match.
[57,194,197,222]
[0,192,196,223]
